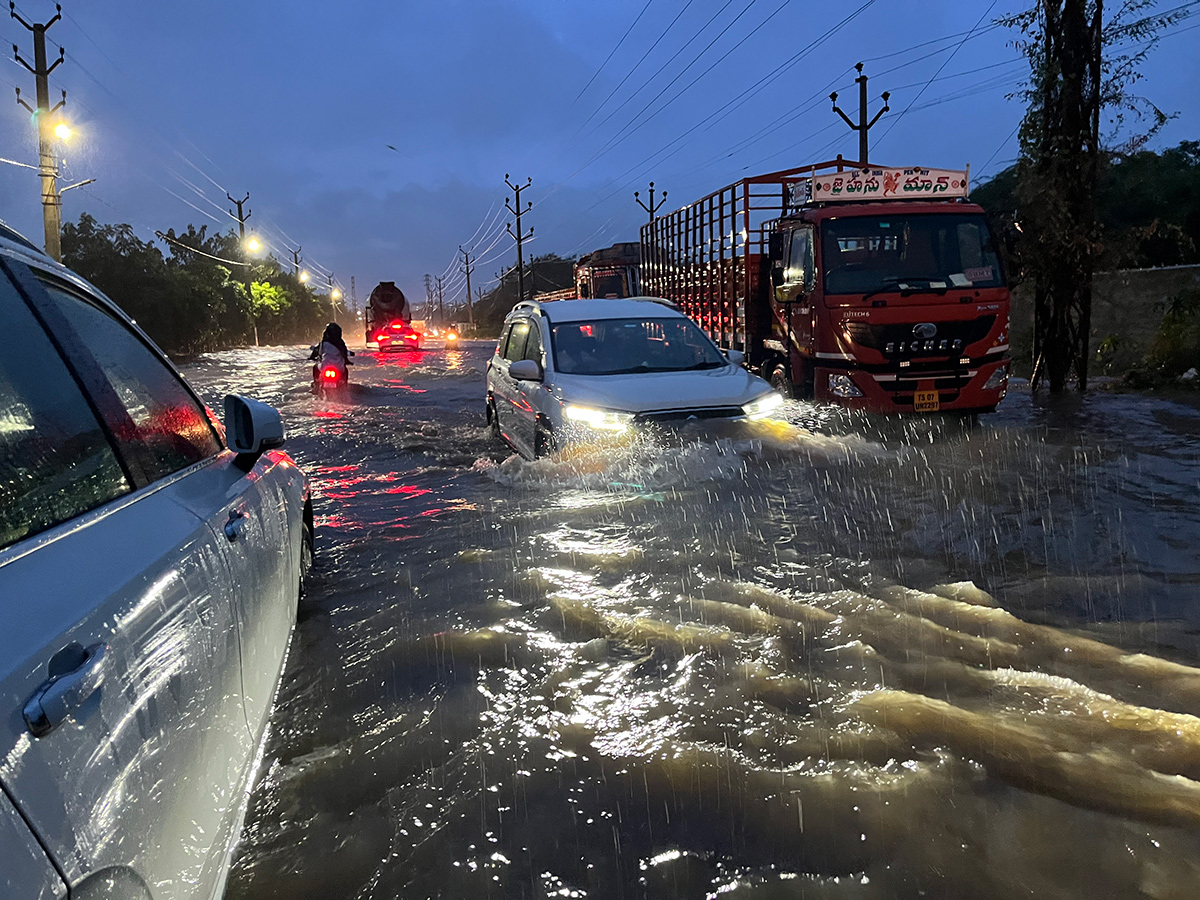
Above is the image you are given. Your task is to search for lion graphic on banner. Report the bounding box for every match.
[883,172,901,196]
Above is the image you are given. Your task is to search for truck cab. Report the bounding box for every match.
[767,198,1010,412]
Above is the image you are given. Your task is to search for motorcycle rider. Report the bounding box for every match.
[310,322,353,389]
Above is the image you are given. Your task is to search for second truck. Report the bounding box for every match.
[640,158,1010,414]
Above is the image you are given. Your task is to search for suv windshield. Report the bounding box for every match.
[551,317,727,375]
[821,213,1003,296]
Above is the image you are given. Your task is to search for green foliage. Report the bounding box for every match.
[61,213,337,355]
[1124,286,1200,386]
[975,140,1200,269]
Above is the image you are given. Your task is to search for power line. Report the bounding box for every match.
[573,0,655,103]
[874,0,998,147]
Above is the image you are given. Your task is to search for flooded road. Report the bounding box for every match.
[180,343,1200,899]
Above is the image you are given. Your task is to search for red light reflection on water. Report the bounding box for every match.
[312,409,344,419]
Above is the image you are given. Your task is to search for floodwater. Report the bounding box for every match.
[180,342,1200,899]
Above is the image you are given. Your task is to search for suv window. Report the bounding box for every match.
[0,279,130,549]
[37,282,222,483]
[503,319,531,361]
[522,323,543,364]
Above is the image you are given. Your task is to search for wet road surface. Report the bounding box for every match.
[180,342,1200,899]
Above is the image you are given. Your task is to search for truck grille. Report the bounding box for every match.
[845,317,995,358]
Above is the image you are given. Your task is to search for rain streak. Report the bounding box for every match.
[180,341,1200,900]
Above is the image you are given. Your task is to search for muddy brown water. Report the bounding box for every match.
[181,343,1200,899]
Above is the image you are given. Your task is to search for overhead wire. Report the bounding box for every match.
[573,0,656,104]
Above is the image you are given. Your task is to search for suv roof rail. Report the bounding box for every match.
[644,296,679,309]
[512,300,541,314]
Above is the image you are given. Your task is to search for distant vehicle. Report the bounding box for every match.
[0,221,312,900]
[641,160,1010,414]
[486,297,781,459]
[575,242,641,299]
[366,281,422,350]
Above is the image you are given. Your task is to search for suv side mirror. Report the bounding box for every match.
[508,359,544,382]
[725,349,746,367]
[224,394,286,457]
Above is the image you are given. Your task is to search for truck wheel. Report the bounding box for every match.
[768,363,794,399]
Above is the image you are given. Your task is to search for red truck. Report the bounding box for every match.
[365,281,422,351]
[639,158,1010,414]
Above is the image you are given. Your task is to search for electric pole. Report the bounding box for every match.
[11,2,67,261]
[435,275,445,323]
[291,246,302,276]
[634,181,667,223]
[505,174,533,303]
[227,192,251,239]
[460,246,475,328]
[830,63,889,165]
[350,275,358,320]
[424,273,433,320]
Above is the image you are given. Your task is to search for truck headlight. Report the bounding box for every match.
[828,373,864,398]
[983,363,1009,391]
[742,391,784,419]
[564,405,634,432]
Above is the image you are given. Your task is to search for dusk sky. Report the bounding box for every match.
[2,0,1197,313]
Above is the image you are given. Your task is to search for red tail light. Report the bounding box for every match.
[322,367,339,381]
[391,322,404,330]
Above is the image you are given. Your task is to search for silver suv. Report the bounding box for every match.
[486,297,781,459]
[0,221,311,900]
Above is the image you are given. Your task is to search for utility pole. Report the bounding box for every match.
[11,2,67,261]
[424,273,433,320]
[460,246,475,328]
[350,275,358,319]
[830,63,889,165]
[505,174,533,303]
[435,275,445,323]
[291,246,302,276]
[227,192,251,239]
[327,273,341,325]
[634,181,667,223]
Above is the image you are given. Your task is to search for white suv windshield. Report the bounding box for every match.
[550,317,727,375]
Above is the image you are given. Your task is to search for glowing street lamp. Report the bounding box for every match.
[299,270,310,283]
[331,287,342,301]
[53,121,71,141]
[243,235,262,256]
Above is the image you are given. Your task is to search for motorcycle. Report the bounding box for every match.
[310,346,352,395]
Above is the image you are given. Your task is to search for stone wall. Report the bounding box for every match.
[1010,264,1200,374]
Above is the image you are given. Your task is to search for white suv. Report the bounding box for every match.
[486,297,782,459]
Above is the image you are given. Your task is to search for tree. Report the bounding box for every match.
[1000,0,1188,392]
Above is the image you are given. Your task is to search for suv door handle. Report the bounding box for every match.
[24,642,108,737]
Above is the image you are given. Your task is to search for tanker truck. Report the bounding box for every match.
[365,281,422,351]
[640,158,1010,414]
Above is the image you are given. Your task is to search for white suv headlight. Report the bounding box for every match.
[827,373,864,398]
[564,405,634,432]
[742,391,784,419]
[983,363,1009,391]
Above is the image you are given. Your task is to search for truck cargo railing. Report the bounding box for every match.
[640,156,867,351]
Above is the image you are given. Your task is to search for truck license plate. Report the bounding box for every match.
[914,389,940,412]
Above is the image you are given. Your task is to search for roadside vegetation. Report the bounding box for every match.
[59,213,343,356]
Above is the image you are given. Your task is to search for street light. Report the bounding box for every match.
[299,270,310,283]
[244,235,262,255]
[53,121,71,141]
[331,287,342,301]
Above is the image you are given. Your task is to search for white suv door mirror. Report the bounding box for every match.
[224,394,286,456]
[509,359,543,382]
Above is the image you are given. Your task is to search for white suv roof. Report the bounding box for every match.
[509,296,680,323]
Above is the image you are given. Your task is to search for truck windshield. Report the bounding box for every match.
[589,269,628,299]
[821,213,1003,296]
[551,317,728,375]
